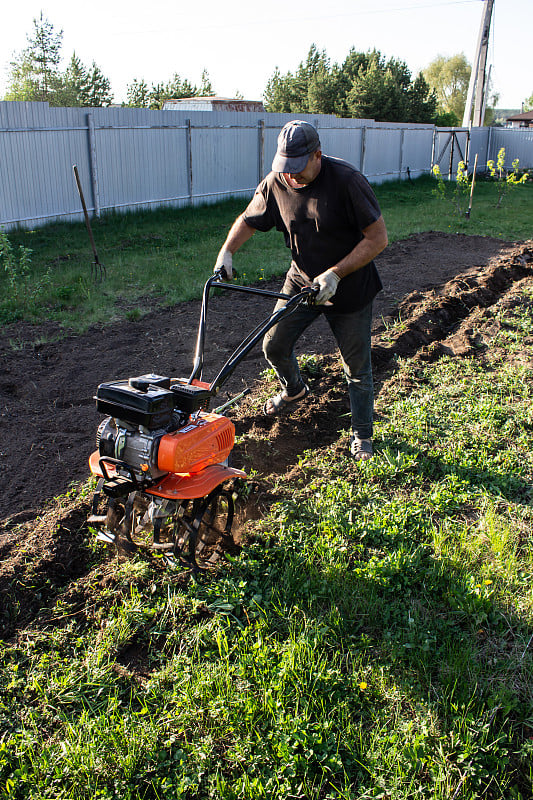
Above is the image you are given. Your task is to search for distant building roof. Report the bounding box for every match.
[506,110,533,128]
[163,96,265,112]
[506,110,533,121]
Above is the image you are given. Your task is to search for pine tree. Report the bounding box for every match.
[198,69,214,96]
[126,78,150,108]
[85,63,113,106]
[5,12,63,103]
[62,52,89,106]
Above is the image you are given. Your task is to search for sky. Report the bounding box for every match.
[1,0,531,110]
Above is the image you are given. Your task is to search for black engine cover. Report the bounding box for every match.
[95,375,174,430]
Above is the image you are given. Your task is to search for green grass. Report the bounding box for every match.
[1,282,532,798]
[1,177,532,331]
[377,175,533,243]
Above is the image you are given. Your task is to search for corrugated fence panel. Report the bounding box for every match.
[401,129,435,179]
[489,128,533,168]
[96,126,189,211]
[468,128,490,170]
[192,124,258,202]
[2,101,533,230]
[263,125,281,178]
[364,128,403,182]
[318,126,363,170]
[1,126,92,227]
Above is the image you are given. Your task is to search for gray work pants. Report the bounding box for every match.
[263,286,374,440]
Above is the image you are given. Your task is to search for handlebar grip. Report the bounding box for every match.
[213,267,239,281]
[305,284,320,304]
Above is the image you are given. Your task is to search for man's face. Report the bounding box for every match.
[288,150,322,185]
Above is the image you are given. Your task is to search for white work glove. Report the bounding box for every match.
[314,269,340,304]
[214,248,233,280]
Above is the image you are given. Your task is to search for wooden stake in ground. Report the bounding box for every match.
[465,153,479,219]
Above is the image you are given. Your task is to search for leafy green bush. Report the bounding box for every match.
[486,147,529,208]
[0,228,49,323]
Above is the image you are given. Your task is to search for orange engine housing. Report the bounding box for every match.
[157,412,235,474]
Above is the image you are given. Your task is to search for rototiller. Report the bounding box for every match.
[88,272,316,569]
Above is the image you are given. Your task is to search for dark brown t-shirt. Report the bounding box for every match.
[242,155,383,312]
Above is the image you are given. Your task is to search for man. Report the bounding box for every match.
[214,120,388,460]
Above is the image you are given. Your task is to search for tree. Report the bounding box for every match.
[4,12,63,103]
[84,63,113,106]
[307,64,340,115]
[58,53,113,107]
[407,73,438,123]
[125,70,212,109]
[346,51,436,123]
[264,45,336,114]
[347,60,406,121]
[4,16,113,107]
[523,92,533,112]
[263,67,296,112]
[263,45,437,123]
[61,52,88,106]
[423,53,471,125]
[198,69,214,96]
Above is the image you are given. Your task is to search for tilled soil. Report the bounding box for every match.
[1,232,533,638]
[1,231,522,522]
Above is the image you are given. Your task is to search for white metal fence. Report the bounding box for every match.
[1,101,532,231]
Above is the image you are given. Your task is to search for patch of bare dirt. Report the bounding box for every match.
[1,233,533,639]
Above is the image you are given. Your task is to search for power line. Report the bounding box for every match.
[112,0,483,37]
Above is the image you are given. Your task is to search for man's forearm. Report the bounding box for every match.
[330,216,388,280]
[222,215,256,254]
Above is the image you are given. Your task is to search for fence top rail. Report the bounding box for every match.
[0,122,440,134]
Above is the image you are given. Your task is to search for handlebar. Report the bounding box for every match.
[188,275,320,397]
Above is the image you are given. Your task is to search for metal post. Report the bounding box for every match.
[87,113,100,218]
[398,128,405,179]
[257,119,265,183]
[465,129,471,169]
[360,126,367,173]
[448,133,456,180]
[487,125,494,167]
[186,119,193,203]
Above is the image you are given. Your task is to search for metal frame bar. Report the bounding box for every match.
[187,275,316,396]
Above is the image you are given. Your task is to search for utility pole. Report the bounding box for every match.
[462,0,495,128]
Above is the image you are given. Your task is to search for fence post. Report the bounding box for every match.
[87,113,100,218]
[430,127,436,170]
[186,119,193,204]
[360,126,367,173]
[398,128,405,179]
[448,132,455,180]
[487,125,494,166]
[257,119,265,183]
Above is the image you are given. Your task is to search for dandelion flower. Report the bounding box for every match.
[358,681,367,690]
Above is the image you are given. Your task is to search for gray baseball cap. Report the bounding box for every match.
[272,120,320,173]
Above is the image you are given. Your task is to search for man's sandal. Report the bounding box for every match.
[263,384,310,418]
[350,436,373,461]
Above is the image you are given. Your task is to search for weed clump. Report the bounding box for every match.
[0,228,49,323]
